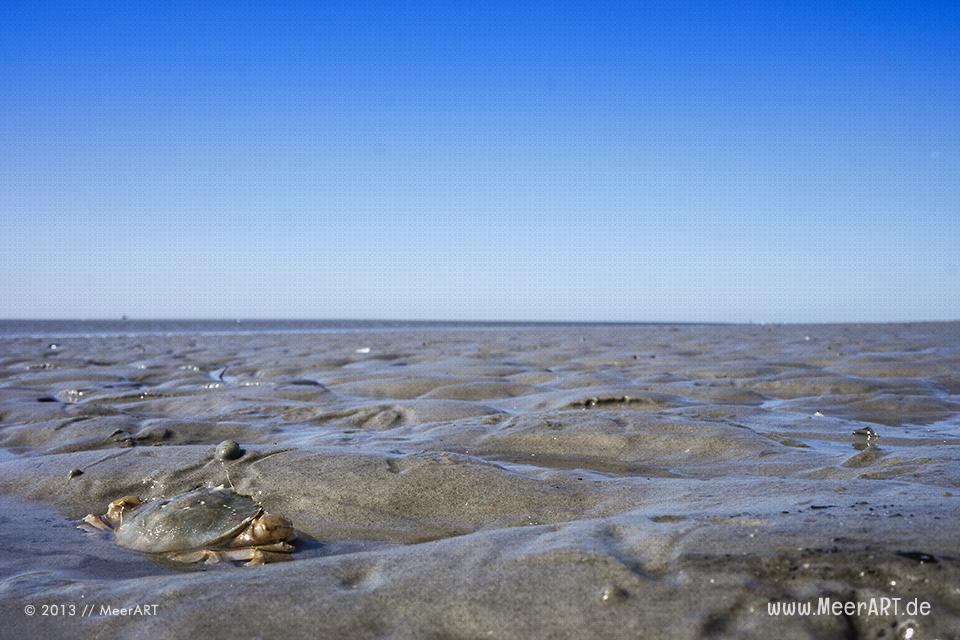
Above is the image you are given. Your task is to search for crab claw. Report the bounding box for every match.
[234,512,296,546]
[105,495,143,528]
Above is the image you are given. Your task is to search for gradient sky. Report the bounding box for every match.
[1,2,957,322]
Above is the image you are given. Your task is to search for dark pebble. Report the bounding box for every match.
[215,440,243,461]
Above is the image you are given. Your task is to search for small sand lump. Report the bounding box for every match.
[215,440,243,461]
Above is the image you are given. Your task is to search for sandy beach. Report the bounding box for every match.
[1,321,958,639]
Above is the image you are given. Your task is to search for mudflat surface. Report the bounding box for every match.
[0,322,958,639]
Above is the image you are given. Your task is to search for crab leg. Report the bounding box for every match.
[220,543,295,565]
[229,541,294,553]
[77,514,112,535]
[166,549,225,564]
[219,548,294,566]
[165,543,294,565]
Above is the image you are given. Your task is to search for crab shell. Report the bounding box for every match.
[79,487,295,565]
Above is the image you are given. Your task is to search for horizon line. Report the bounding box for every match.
[1,318,958,326]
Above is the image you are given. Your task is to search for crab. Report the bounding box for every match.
[78,487,296,565]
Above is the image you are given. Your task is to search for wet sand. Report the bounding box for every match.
[1,322,959,638]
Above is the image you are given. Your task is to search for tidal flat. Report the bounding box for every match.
[0,322,958,639]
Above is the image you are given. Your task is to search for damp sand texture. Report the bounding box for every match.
[1,322,959,639]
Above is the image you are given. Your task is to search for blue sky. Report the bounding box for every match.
[1,2,957,322]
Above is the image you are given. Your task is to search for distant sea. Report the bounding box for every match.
[0,319,683,338]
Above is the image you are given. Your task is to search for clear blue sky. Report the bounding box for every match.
[1,2,957,322]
